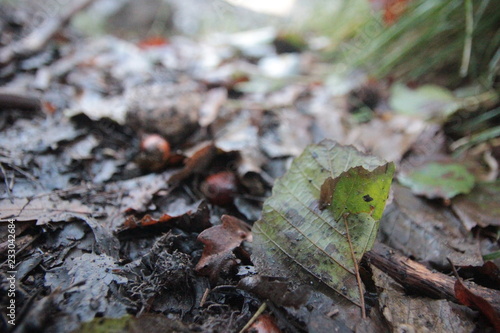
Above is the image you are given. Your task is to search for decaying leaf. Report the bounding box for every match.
[452,181,500,229]
[398,160,475,200]
[371,265,476,333]
[196,215,252,283]
[380,184,483,267]
[252,140,395,306]
[450,260,500,331]
[238,275,310,308]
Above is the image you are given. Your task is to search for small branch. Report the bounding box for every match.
[0,0,95,66]
[0,92,41,111]
[239,302,267,333]
[344,214,366,318]
[365,243,500,313]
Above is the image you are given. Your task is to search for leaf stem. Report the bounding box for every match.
[239,301,267,333]
[343,214,366,318]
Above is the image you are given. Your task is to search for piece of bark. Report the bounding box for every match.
[0,0,95,66]
[364,243,500,314]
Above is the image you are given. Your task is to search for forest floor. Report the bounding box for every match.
[1,1,499,332]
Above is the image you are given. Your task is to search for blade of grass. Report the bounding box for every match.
[460,0,474,77]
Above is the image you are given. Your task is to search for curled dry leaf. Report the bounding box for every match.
[195,215,252,283]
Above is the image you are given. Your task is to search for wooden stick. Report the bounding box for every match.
[0,92,41,110]
[364,243,500,313]
[344,214,366,318]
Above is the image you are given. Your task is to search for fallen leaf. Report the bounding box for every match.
[450,261,500,332]
[252,140,394,306]
[398,160,475,200]
[119,201,210,233]
[371,265,476,333]
[452,181,500,229]
[389,83,459,121]
[380,184,483,267]
[44,253,128,324]
[195,215,252,283]
[345,115,428,163]
[260,108,313,158]
[238,275,310,308]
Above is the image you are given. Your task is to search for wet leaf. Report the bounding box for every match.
[380,184,483,267]
[389,83,459,120]
[252,140,395,306]
[398,160,475,200]
[195,215,252,283]
[452,181,500,229]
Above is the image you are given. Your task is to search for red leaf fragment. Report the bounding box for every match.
[245,314,282,333]
[120,201,211,232]
[451,260,500,331]
[370,0,411,25]
[195,215,252,283]
[137,36,169,49]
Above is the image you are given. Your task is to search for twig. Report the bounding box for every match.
[199,288,210,307]
[0,92,41,111]
[239,302,267,333]
[364,243,500,313]
[343,214,366,318]
[0,0,96,66]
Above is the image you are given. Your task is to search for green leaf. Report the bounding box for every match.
[398,161,475,200]
[389,83,459,120]
[321,164,396,221]
[252,140,395,306]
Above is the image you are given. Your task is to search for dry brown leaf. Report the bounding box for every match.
[195,215,252,283]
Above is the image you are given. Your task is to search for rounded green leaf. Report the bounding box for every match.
[398,161,475,200]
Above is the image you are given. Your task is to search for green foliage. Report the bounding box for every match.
[252,140,394,306]
[333,0,499,85]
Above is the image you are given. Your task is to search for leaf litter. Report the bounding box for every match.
[1,2,500,332]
